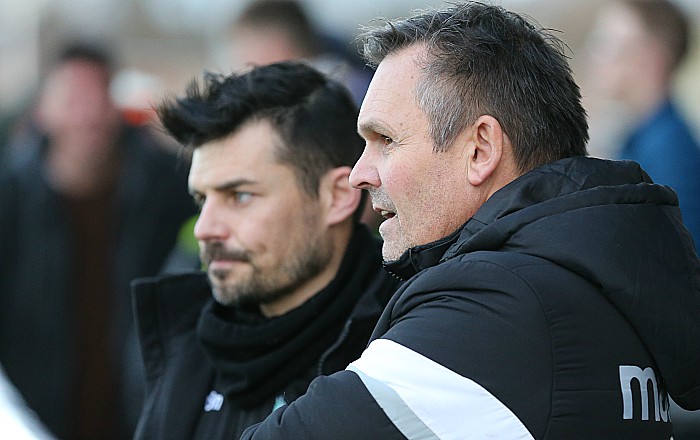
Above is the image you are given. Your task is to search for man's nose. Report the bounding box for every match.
[350,147,381,190]
[193,201,228,242]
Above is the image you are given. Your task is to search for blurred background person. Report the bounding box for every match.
[584,0,700,247]
[219,0,372,107]
[0,41,196,439]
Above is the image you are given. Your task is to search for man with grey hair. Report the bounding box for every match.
[241,2,700,439]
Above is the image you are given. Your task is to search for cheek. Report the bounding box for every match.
[245,202,310,252]
[383,162,421,201]
[389,174,429,230]
[226,213,272,252]
[400,166,469,238]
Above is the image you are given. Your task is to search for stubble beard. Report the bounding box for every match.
[369,188,411,261]
[203,232,334,308]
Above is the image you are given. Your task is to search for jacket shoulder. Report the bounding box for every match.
[132,273,215,439]
[132,272,211,375]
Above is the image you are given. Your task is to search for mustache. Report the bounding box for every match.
[200,242,251,266]
[367,188,396,212]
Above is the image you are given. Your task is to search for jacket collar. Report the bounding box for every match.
[383,156,656,280]
[382,226,463,281]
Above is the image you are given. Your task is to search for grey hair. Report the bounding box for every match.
[360,2,588,172]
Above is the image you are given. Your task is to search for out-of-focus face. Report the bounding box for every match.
[226,25,304,70]
[584,3,658,102]
[189,119,334,313]
[350,45,478,261]
[37,60,121,159]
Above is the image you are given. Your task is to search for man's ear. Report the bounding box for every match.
[466,115,505,186]
[320,166,361,226]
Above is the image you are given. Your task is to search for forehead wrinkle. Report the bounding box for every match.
[358,93,403,138]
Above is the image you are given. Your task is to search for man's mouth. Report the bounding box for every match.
[201,243,251,267]
[369,190,397,221]
[375,208,396,219]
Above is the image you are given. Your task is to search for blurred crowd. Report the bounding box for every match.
[1,0,699,439]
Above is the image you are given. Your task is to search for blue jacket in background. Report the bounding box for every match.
[618,99,700,248]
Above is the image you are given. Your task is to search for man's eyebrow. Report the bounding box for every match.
[213,178,257,192]
[358,118,389,137]
[189,178,257,196]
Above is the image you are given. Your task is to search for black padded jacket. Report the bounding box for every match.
[241,157,700,440]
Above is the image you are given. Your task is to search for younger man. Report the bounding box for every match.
[132,62,398,439]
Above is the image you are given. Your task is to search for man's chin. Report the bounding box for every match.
[208,276,242,306]
[381,242,408,262]
[211,286,238,307]
[210,280,266,309]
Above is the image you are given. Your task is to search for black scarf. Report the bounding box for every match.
[196,225,380,408]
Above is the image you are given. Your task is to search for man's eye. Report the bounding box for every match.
[234,192,253,203]
[381,135,394,146]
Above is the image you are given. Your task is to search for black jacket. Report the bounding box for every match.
[0,125,196,439]
[132,225,399,439]
[242,157,700,439]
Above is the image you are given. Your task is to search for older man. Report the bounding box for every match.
[241,3,700,439]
